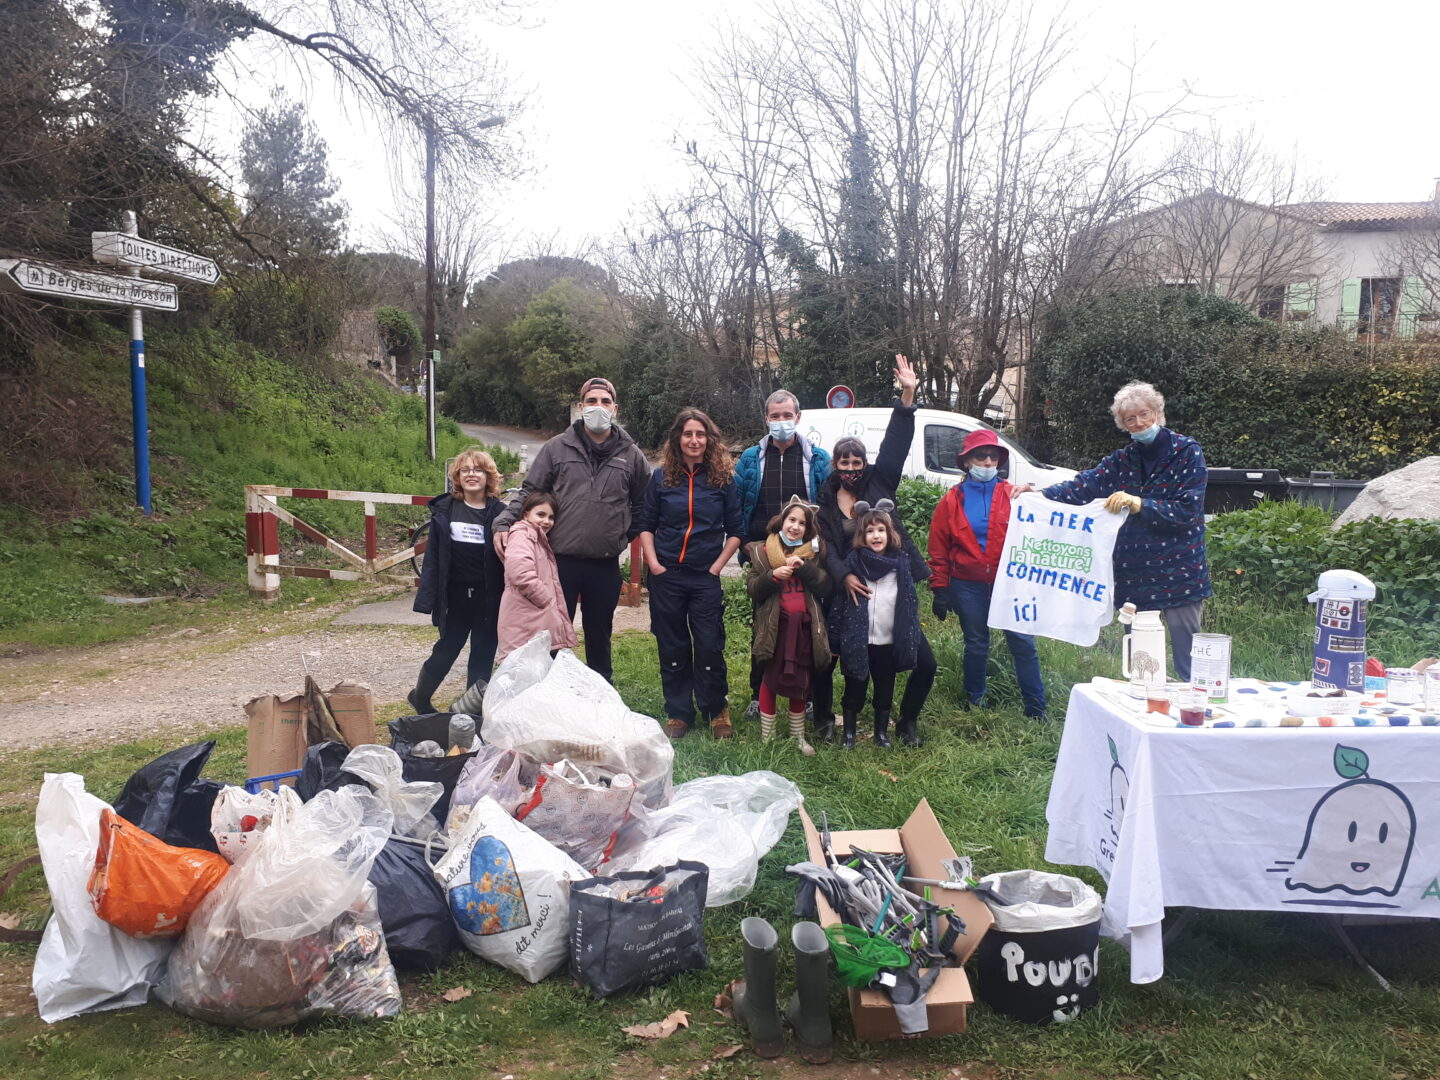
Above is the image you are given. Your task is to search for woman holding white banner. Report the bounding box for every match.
[1030,381,1211,680]
[928,430,1048,719]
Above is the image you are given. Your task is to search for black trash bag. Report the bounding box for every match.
[369,836,458,972]
[568,860,709,998]
[387,714,476,824]
[113,740,221,852]
[296,741,363,801]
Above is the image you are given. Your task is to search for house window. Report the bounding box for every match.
[1359,278,1400,338]
[1257,284,1287,322]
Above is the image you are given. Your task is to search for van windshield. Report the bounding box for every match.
[924,424,1040,473]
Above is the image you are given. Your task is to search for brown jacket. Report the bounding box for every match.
[744,541,832,666]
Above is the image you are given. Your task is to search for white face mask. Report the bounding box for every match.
[768,419,797,443]
[969,464,998,483]
[582,405,614,434]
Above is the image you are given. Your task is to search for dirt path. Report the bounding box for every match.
[0,590,657,756]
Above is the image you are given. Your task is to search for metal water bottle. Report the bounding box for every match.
[1306,570,1376,692]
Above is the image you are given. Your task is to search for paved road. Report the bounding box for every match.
[457,422,555,466]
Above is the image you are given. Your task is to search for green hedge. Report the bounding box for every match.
[1033,288,1440,479]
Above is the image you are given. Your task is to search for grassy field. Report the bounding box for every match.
[1,594,1438,1080]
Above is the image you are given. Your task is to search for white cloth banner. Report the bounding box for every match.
[1046,682,1440,983]
[987,494,1125,645]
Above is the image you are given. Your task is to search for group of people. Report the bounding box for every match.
[409,368,1211,748]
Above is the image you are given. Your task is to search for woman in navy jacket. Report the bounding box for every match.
[409,447,507,712]
[636,408,744,740]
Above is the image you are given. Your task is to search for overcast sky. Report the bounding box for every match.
[213,0,1440,257]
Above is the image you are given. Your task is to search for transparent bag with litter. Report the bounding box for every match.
[445,744,534,834]
[340,745,443,840]
[605,771,801,906]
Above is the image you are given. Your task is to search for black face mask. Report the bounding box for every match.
[838,467,867,491]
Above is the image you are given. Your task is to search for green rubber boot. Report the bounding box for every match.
[786,921,834,1064]
[733,917,784,1058]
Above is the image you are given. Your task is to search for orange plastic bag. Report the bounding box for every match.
[88,808,230,938]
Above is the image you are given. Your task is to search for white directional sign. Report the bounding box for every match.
[91,231,221,284]
[0,259,179,311]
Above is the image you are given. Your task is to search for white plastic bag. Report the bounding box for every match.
[606,771,802,907]
[434,795,586,983]
[514,760,635,872]
[445,744,533,834]
[341,744,443,839]
[32,773,171,1023]
[484,641,674,809]
[161,785,400,1027]
[210,786,279,864]
[978,870,1104,932]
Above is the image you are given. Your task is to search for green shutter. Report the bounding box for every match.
[1338,278,1361,334]
[1399,276,1425,339]
[1286,282,1316,322]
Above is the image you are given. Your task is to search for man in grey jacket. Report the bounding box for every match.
[494,377,651,682]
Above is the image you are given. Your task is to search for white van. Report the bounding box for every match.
[799,407,1077,490]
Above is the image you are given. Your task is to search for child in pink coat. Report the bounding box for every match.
[497,493,579,663]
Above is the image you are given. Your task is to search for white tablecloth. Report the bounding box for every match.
[1045,681,1440,983]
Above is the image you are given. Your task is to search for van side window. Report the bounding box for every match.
[924,425,972,474]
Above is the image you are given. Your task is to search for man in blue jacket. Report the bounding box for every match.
[734,389,832,718]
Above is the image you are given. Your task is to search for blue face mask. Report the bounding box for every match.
[779,531,806,548]
[768,419,797,443]
[968,464,998,483]
[1130,423,1161,444]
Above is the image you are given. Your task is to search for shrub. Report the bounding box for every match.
[896,476,947,550]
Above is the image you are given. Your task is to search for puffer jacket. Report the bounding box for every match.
[496,520,578,662]
[1041,428,1212,611]
[735,434,831,531]
[494,421,652,559]
[412,493,505,630]
[828,548,923,681]
[744,541,832,666]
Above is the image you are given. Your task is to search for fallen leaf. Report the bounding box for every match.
[713,1044,744,1060]
[0,913,20,930]
[878,768,900,783]
[622,1009,691,1040]
[712,989,733,1018]
[440,986,473,1002]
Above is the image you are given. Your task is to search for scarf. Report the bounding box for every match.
[766,532,815,569]
[854,546,903,582]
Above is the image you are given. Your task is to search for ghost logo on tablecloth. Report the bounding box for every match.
[448,834,532,935]
[1097,734,1129,868]
[1268,744,1416,908]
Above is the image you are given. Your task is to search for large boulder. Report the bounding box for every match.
[1333,456,1440,529]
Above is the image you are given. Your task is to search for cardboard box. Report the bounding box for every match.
[244,692,308,779]
[799,799,993,1039]
[326,680,377,748]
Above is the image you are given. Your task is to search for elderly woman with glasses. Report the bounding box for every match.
[1030,381,1211,680]
[409,447,507,713]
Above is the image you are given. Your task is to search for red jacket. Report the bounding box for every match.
[927,482,1014,588]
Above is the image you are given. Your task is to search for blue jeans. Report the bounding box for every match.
[948,579,1047,717]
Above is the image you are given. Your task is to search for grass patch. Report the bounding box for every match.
[1,601,1438,1079]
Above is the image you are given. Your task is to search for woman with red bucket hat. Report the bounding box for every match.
[926,429,1048,719]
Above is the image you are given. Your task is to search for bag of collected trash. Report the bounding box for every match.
[160,785,402,1028]
[434,796,586,983]
[568,860,709,998]
[210,786,280,864]
[387,713,477,824]
[341,745,443,839]
[296,740,359,801]
[446,744,533,834]
[974,869,1103,1025]
[483,638,674,809]
[515,760,635,872]
[606,771,801,907]
[114,740,224,853]
[369,836,458,972]
[88,808,229,938]
[32,773,171,1023]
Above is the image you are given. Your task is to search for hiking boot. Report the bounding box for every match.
[733,917,784,1058]
[711,708,734,739]
[664,719,689,740]
[786,922,833,1064]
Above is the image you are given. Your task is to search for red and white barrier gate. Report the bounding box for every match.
[245,484,430,599]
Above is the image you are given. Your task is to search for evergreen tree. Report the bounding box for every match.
[239,95,347,258]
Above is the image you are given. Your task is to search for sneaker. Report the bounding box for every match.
[744,698,761,721]
[711,709,734,740]
[664,719,689,740]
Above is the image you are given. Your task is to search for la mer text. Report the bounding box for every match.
[1017,504,1096,533]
